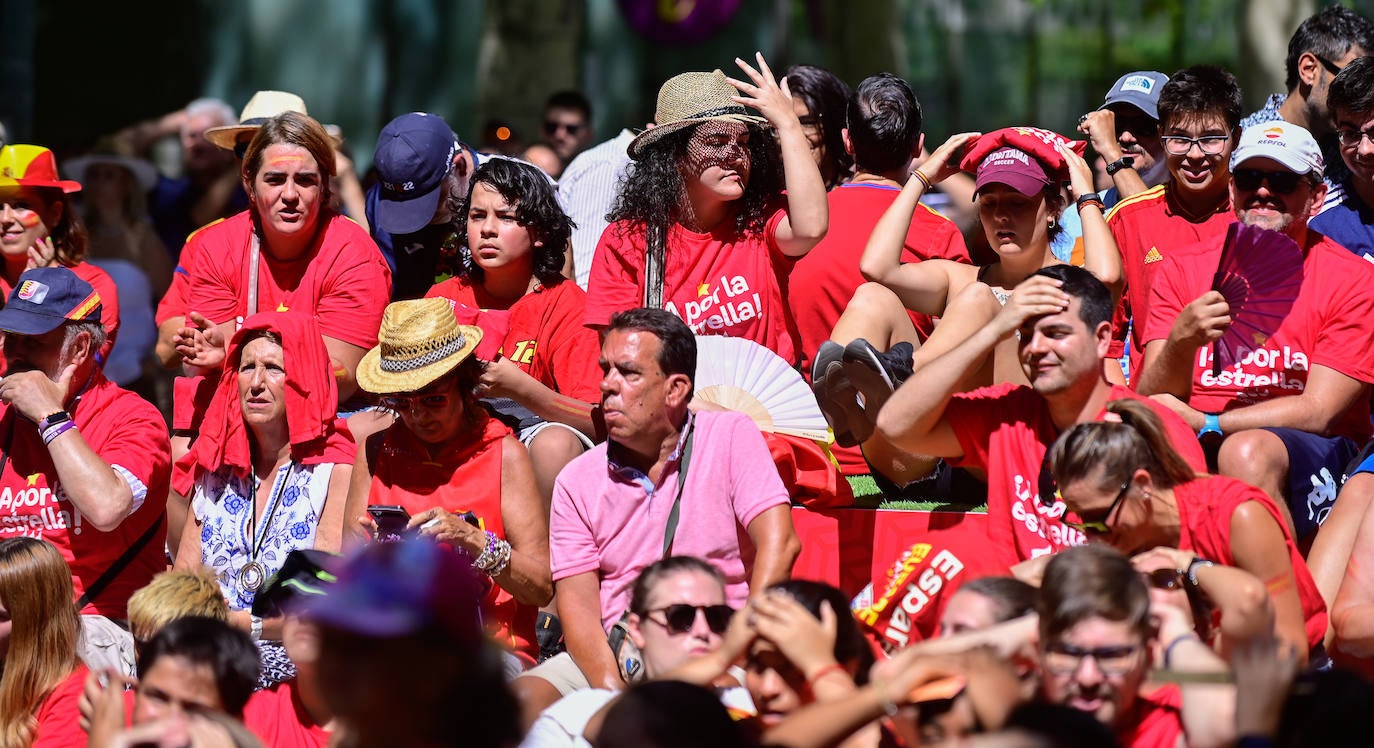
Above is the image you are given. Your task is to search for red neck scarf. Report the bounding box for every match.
[176,311,355,493]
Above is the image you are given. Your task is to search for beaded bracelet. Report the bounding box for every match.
[42,421,76,445]
[487,539,512,577]
[473,531,499,571]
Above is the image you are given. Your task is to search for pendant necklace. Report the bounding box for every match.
[238,464,291,594]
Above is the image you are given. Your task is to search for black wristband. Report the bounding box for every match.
[38,411,71,431]
[1076,193,1105,210]
[1105,156,1135,175]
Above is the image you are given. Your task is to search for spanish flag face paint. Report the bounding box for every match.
[250,143,324,242]
[0,188,51,260]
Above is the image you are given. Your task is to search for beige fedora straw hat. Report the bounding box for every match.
[627,70,766,160]
[356,298,483,394]
[205,90,310,150]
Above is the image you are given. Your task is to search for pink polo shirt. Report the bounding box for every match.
[550,410,790,630]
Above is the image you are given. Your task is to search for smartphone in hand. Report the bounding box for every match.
[367,505,411,543]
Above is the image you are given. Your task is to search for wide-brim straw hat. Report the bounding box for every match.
[356,298,483,395]
[205,90,310,150]
[627,70,766,160]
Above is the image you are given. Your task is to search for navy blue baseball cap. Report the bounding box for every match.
[0,267,102,336]
[373,112,460,235]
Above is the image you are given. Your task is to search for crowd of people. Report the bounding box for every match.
[7,4,1374,746]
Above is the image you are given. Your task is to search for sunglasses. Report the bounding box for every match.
[1232,168,1305,194]
[646,604,733,635]
[1314,53,1345,77]
[380,392,452,413]
[544,120,584,137]
[1146,568,1185,591]
[1061,480,1132,535]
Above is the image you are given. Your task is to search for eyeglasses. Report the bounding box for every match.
[380,392,452,413]
[1062,480,1132,535]
[646,604,733,635]
[544,120,584,137]
[1146,568,1185,591]
[1314,54,1345,76]
[1338,127,1374,148]
[1041,642,1141,676]
[1232,168,1305,194]
[1161,135,1230,156]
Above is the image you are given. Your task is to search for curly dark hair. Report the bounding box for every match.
[607,121,783,238]
[459,157,573,285]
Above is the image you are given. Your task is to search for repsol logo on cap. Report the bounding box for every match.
[17,281,48,303]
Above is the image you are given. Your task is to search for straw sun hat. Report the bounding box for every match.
[356,298,483,395]
[205,90,326,150]
[627,69,766,160]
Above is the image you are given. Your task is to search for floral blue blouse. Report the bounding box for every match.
[193,462,335,611]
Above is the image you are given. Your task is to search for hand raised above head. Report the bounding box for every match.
[726,52,795,130]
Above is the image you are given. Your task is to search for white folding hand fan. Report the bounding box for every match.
[691,336,832,443]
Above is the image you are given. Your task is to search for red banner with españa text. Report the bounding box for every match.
[791,507,1008,652]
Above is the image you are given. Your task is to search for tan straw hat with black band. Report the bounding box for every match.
[356,298,483,394]
[627,69,766,160]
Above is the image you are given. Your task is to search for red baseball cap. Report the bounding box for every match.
[974,147,1053,197]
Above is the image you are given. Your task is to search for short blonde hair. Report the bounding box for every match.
[128,567,229,643]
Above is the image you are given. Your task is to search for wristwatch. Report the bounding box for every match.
[1105,156,1136,175]
[1186,556,1216,587]
[1197,412,1221,439]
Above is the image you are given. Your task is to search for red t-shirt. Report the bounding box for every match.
[585,211,801,366]
[243,678,331,748]
[1143,228,1374,443]
[1104,185,1233,378]
[1116,683,1183,748]
[184,211,392,349]
[1175,474,1328,651]
[786,184,969,475]
[32,664,88,748]
[944,384,1206,566]
[787,183,970,374]
[0,374,170,618]
[367,413,536,656]
[426,275,601,402]
[156,221,217,327]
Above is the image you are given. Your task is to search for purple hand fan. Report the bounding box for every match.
[1209,222,1304,374]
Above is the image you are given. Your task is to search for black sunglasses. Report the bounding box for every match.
[1233,168,1304,194]
[1146,568,1185,591]
[1313,54,1344,76]
[1062,480,1133,535]
[544,120,583,136]
[646,604,733,635]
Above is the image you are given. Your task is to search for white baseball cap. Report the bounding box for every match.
[1230,121,1324,177]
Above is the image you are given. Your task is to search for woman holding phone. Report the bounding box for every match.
[345,297,551,661]
[174,311,355,650]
